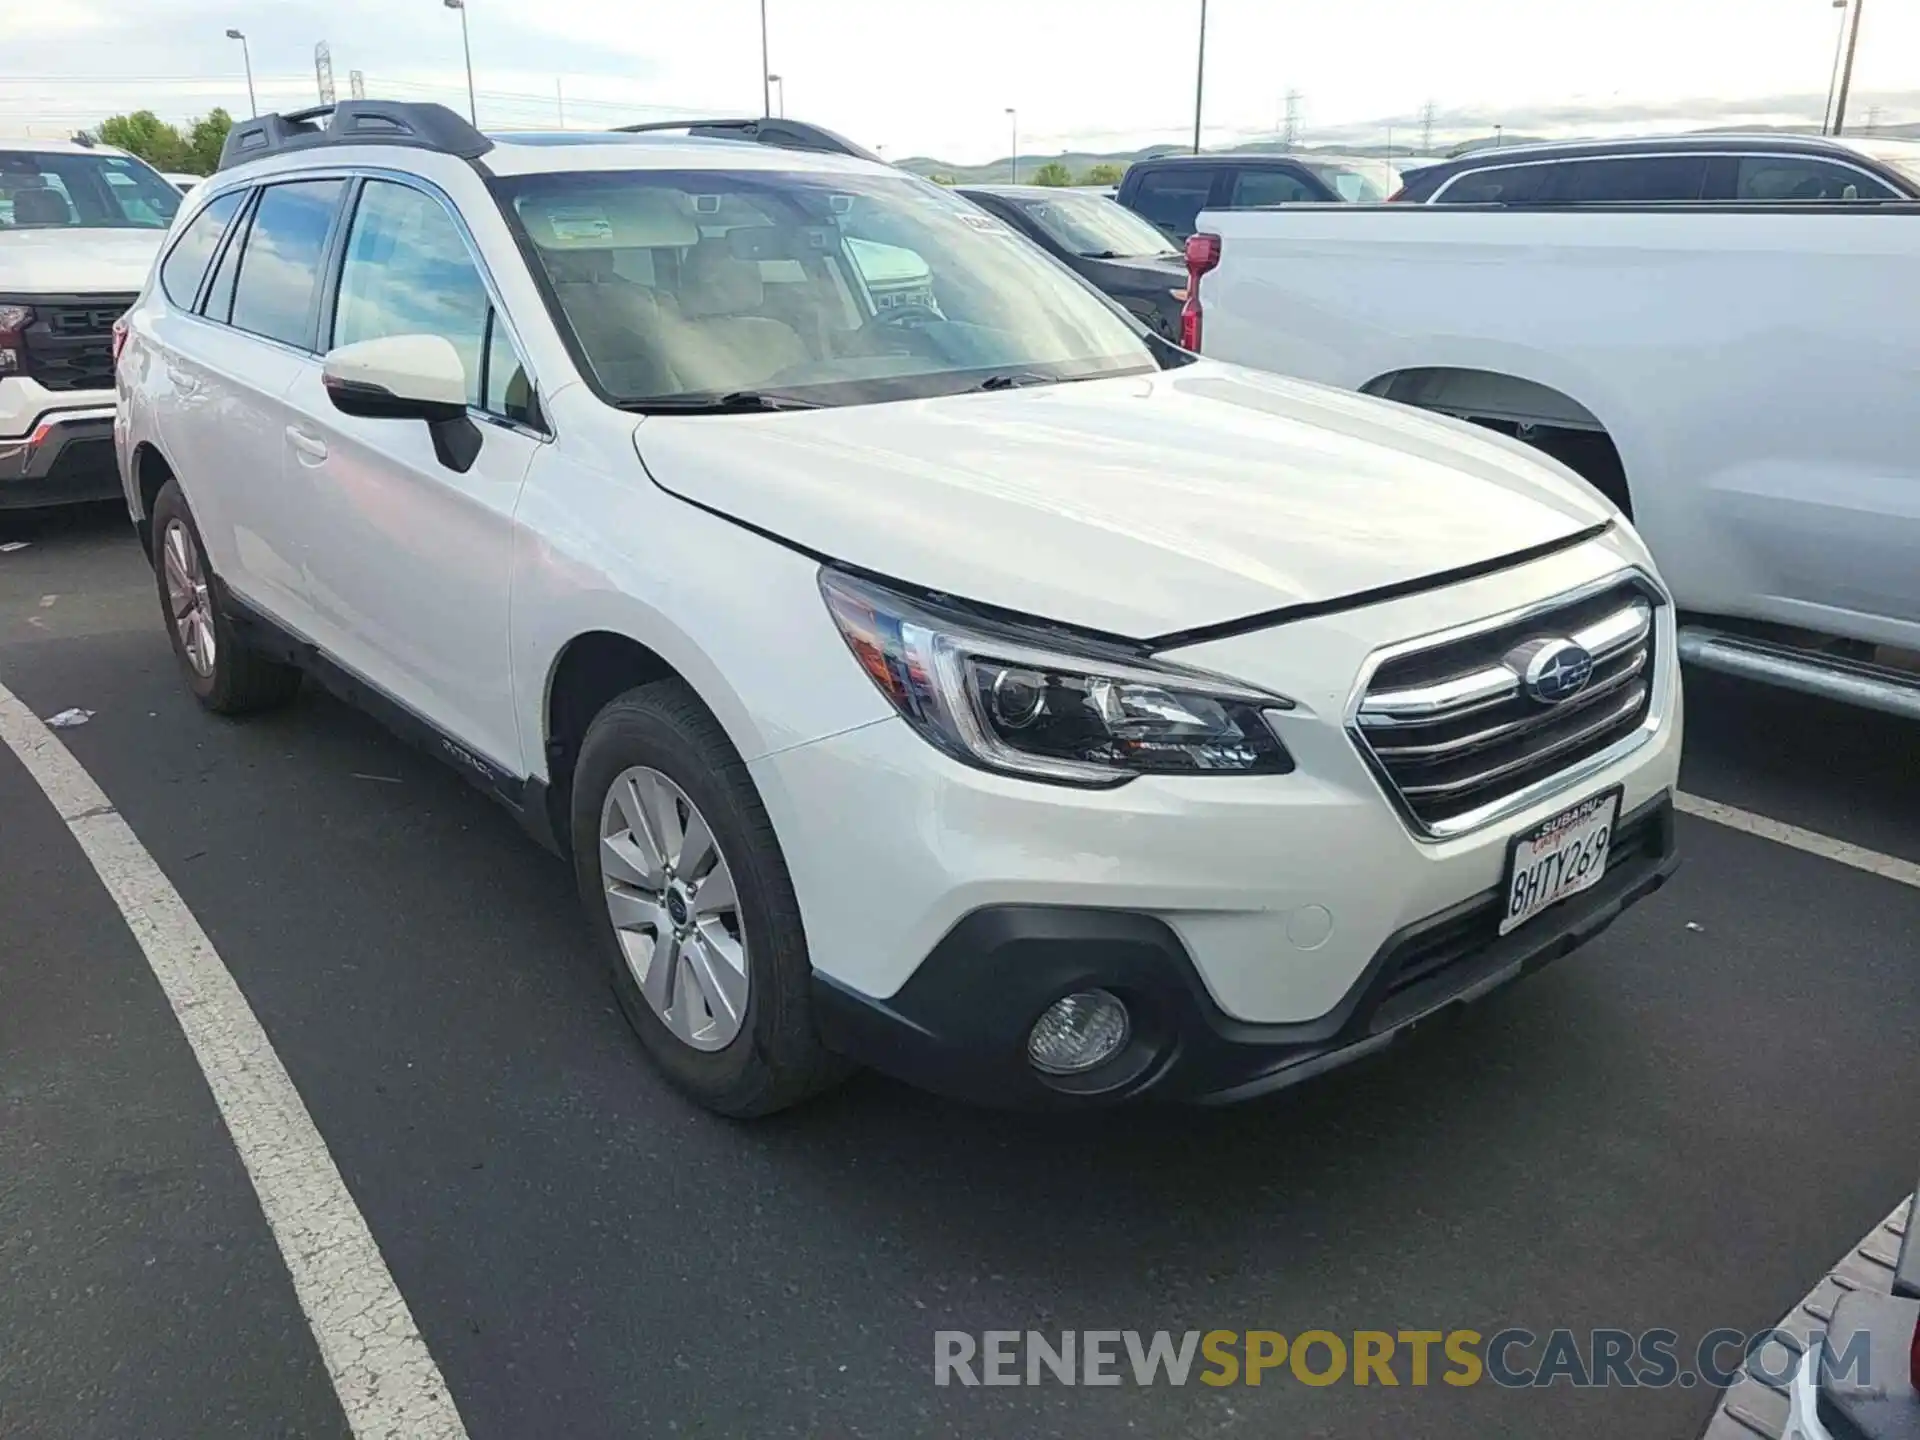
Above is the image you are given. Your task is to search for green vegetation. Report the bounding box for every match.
[95,109,233,175]
[1030,161,1074,187]
[1080,163,1124,186]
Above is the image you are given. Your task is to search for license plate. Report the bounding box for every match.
[1499,787,1621,935]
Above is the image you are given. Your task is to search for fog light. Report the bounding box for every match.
[1027,990,1130,1076]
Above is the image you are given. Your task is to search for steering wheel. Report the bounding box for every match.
[875,301,939,329]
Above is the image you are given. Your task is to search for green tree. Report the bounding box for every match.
[1030,161,1073,187]
[97,110,189,171]
[1080,163,1124,186]
[927,171,959,186]
[186,109,234,175]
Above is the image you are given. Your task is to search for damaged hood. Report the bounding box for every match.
[633,362,1612,639]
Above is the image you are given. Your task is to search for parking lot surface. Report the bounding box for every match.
[3,503,1918,1440]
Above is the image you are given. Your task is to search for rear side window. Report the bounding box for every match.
[1436,163,1559,204]
[201,194,251,322]
[1128,169,1213,240]
[1230,168,1319,206]
[1735,156,1894,201]
[228,179,344,349]
[159,190,245,306]
[1557,156,1708,202]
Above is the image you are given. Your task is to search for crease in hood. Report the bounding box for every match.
[632,362,1613,639]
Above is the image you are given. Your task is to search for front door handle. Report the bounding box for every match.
[285,426,329,463]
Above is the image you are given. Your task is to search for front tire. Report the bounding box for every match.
[570,679,847,1117]
[150,480,301,715]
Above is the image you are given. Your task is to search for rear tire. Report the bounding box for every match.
[150,479,302,715]
[570,678,848,1117]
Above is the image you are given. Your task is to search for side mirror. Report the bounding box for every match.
[321,335,482,472]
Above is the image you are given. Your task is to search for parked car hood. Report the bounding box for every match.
[0,229,164,296]
[633,363,1612,639]
[1087,253,1186,283]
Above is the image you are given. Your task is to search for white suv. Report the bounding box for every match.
[116,103,1683,1116]
[3,138,181,509]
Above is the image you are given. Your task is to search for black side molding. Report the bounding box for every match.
[221,595,563,856]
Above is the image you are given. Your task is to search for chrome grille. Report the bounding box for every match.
[1353,576,1660,833]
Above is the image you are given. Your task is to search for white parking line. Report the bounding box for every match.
[1677,791,1920,891]
[0,682,470,1440]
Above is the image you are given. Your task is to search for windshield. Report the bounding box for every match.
[499,169,1156,409]
[1008,191,1178,259]
[1851,145,1920,193]
[1300,159,1403,202]
[0,150,181,230]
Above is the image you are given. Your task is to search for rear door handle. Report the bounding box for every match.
[285,426,329,463]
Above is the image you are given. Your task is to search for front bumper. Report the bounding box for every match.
[0,402,119,508]
[815,791,1677,1107]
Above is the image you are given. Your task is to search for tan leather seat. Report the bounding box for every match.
[672,243,810,391]
[518,189,701,395]
[546,249,681,396]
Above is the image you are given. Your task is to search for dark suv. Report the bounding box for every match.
[957,184,1185,336]
[1392,133,1920,204]
[1115,153,1403,241]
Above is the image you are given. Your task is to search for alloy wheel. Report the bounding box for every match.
[162,518,217,679]
[599,766,751,1051]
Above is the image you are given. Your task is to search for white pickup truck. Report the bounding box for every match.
[1182,204,1920,719]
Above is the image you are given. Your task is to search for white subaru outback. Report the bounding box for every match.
[115,104,1682,1116]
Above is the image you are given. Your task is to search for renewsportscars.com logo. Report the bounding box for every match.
[933,1327,1872,1390]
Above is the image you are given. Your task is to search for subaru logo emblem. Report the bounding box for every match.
[1521,639,1595,705]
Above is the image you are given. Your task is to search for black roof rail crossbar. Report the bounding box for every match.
[218,101,492,172]
[611,117,883,165]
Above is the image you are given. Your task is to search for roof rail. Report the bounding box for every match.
[218,101,492,172]
[611,117,884,166]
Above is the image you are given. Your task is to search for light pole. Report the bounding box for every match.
[443,0,477,126]
[1005,107,1017,183]
[1494,123,1504,148]
[1823,0,1848,132]
[1829,0,1865,136]
[225,28,257,118]
[768,73,784,118]
[1192,0,1208,154]
[760,0,771,118]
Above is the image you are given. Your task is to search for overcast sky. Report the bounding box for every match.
[2,0,1916,160]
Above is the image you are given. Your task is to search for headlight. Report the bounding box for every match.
[819,569,1294,786]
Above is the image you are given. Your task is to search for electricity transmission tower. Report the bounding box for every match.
[1282,90,1302,150]
[1420,99,1437,154]
[348,69,366,101]
[314,42,336,106]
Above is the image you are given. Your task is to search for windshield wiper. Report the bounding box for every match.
[973,372,1060,392]
[621,391,822,414]
[1080,248,1182,261]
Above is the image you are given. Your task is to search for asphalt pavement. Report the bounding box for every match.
[3,502,1918,1440]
